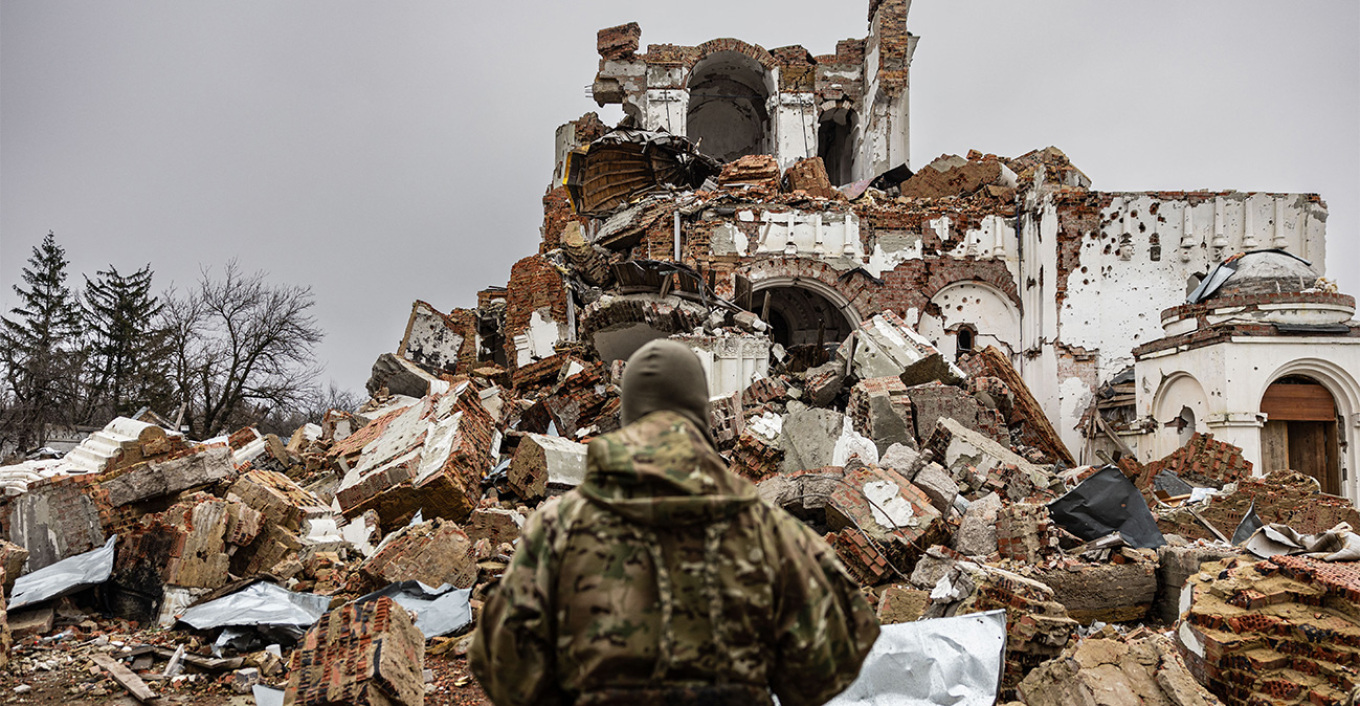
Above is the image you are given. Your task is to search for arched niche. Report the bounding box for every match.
[686,51,773,162]
[1150,372,1211,460]
[919,281,1021,360]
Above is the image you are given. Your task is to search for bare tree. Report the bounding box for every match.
[164,262,323,439]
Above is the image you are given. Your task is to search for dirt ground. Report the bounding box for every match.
[0,630,492,706]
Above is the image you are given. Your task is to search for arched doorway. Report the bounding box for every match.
[1260,375,1341,494]
[686,52,772,161]
[751,282,857,371]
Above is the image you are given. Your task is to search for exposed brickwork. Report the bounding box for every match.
[729,429,783,483]
[597,22,641,60]
[285,596,425,706]
[1181,555,1360,705]
[503,255,570,370]
[827,528,893,586]
[960,346,1075,466]
[358,517,476,591]
[1157,470,1360,543]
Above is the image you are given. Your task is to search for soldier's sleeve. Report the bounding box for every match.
[768,508,881,706]
[468,504,566,706]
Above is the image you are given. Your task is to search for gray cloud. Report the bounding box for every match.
[3,0,1356,395]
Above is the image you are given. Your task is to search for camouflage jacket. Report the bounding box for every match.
[470,410,879,706]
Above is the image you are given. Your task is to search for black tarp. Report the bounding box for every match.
[1047,466,1166,549]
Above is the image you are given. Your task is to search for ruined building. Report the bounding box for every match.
[433,0,1358,501]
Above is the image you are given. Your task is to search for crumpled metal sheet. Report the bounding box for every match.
[9,535,116,611]
[1243,522,1360,561]
[1048,466,1166,548]
[177,581,329,640]
[355,581,473,638]
[823,610,1006,706]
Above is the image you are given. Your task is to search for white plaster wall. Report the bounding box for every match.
[918,281,1022,360]
[513,308,566,368]
[773,92,817,170]
[742,208,863,263]
[1034,192,1327,455]
[680,334,771,398]
[643,89,688,135]
[1063,193,1328,382]
[1134,337,1360,501]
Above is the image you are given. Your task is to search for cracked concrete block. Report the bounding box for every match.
[1025,555,1158,625]
[100,444,235,508]
[925,417,1052,500]
[802,360,846,408]
[847,312,965,386]
[875,584,929,625]
[508,433,587,502]
[284,596,425,706]
[780,407,845,473]
[906,381,1006,446]
[755,468,844,520]
[911,463,958,514]
[847,376,916,454]
[366,351,448,399]
[952,492,1002,556]
[877,443,924,481]
[826,465,947,573]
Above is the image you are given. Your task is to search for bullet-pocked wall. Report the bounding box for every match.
[531,1,1351,492]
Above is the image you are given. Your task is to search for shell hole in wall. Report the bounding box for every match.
[817,107,858,186]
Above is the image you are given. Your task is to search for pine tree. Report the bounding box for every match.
[82,263,170,419]
[0,232,85,450]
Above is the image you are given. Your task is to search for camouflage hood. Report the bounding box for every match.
[580,410,757,527]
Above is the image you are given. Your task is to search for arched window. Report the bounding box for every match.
[687,52,771,161]
[956,325,976,358]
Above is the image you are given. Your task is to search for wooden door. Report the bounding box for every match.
[1260,378,1341,495]
[1260,420,1290,475]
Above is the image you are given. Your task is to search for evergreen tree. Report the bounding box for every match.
[0,232,84,450]
[82,263,170,419]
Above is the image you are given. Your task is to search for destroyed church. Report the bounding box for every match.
[451,0,1356,501]
[1,2,1359,705]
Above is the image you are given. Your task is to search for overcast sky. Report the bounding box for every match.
[2,1,1356,396]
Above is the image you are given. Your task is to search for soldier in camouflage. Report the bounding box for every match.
[471,339,879,706]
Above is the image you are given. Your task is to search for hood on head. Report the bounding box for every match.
[580,410,756,527]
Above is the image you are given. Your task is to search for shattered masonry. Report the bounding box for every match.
[0,2,1355,705]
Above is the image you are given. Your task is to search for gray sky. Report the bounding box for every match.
[3,1,1356,396]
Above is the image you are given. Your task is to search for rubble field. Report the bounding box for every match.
[0,9,1354,700]
[0,291,1356,704]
